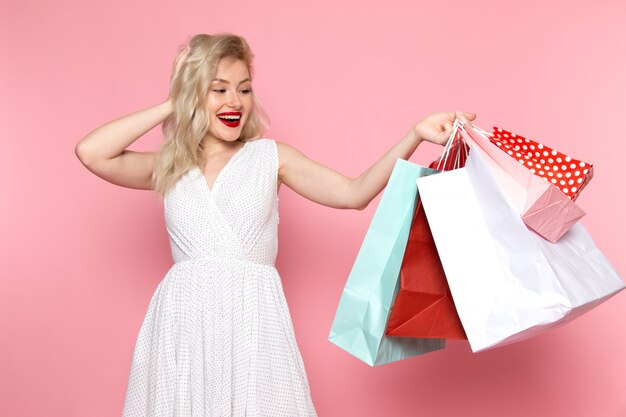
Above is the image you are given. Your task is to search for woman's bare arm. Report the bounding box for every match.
[75,47,190,190]
[74,100,172,190]
[278,111,476,210]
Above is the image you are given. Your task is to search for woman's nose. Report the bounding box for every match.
[227,91,242,108]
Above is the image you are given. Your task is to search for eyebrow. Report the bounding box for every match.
[211,78,251,85]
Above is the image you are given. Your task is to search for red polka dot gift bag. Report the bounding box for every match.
[461,123,589,242]
[490,126,593,201]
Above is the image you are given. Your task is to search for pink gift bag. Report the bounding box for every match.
[461,123,587,242]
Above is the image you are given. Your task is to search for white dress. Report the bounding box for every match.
[121,138,318,417]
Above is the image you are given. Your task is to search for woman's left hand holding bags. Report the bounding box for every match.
[412,111,477,146]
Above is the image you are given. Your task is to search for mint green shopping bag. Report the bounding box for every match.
[328,158,445,366]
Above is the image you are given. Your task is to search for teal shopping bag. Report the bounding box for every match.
[328,158,445,366]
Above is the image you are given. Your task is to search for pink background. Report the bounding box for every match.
[2,0,625,416]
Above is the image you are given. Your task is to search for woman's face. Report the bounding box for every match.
[204,57,253,144]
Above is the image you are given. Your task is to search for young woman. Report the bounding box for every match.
[75,33,475,417]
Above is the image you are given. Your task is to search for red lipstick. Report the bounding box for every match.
[216,111,242,128]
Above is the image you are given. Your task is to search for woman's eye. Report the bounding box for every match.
[213,89,226,93]
[240,89,252,94]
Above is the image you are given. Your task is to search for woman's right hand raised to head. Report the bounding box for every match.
[74,46,189,190]
[167,45,191,101]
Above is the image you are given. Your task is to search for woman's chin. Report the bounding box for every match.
[213,131,242,143]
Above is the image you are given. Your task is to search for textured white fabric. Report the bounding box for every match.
[121,138,318,417]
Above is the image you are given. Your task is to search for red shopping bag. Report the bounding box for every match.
[385,132,467,340]
[385,198,467,339]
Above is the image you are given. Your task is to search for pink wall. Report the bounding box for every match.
[2,0,625,416]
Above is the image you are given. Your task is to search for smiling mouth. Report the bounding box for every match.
[217,112,242,128]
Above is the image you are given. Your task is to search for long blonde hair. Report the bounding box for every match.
[152,33,269,197]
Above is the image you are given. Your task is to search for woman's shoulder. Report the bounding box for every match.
[246,137,280,153]
[249,138,296,150]
[246,137,277,145]
[250,138,295,161]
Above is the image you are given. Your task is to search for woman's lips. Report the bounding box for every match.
[217,112,241,128]
[219,118,240,128]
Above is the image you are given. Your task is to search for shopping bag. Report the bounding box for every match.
[328,159,445,366]
[463,124,586,242]
[385,133,467,340]
[417,144,625,352]
[384,196,467,339]
[490,126,593,201]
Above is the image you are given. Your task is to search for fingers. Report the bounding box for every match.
[171,46,191,81]
[178,45,191,59]
[455,111,476,126]
[175,46,190,66]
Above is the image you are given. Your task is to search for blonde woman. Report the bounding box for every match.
[75,33,475,417]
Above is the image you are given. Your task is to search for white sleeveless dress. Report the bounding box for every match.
[121,138,318,417]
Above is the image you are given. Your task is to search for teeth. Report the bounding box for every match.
[218,115,241,120]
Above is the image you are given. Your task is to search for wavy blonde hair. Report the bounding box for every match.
[152,33,269,197]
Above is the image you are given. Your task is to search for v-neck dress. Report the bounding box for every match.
[121,138,318,417]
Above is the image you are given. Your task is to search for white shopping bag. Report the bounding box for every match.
[417,144,625,352]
